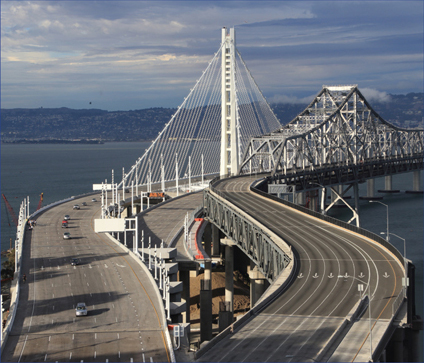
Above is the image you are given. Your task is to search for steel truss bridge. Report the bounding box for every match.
[239,85,423,177]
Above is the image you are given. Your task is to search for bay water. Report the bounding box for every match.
[1,142,423,357]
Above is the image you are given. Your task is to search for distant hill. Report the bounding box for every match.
[1,93,422,143]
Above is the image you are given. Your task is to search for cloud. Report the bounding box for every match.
[361,88,392,103]
[0,1,422,111]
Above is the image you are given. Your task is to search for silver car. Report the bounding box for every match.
[75,302,87,316]
[63,232,71,240]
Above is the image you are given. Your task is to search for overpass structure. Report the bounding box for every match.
[2,27,423,362]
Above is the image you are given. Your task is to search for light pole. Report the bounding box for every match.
[338,274,373,361]
[369,200,389,242]
[381,232,407,295]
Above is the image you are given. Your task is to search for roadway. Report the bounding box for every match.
[2,196,170,363]
[198,176,404,362]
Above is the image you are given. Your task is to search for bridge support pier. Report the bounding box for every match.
[200,276,212,342]
[406,171,423,194]
[179,270,190,324]
[296,191,304,206]
[360,178,383,200]
[248,262,269,307]
[378,175,400,193]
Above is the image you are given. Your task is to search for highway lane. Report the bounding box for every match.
[199,176,404,362]
[2,196,170,363]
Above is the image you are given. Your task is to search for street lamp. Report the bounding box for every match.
[380,232,408,295]
[369,200,389,242]
[338,274,373,361]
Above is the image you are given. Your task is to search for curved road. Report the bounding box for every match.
[2,196,170,363]
[199,176,404,362]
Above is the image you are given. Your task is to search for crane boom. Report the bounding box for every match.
[2,194,18,227]
[36,192,43,211]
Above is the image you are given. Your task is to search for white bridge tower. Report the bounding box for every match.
[220,27,239,176]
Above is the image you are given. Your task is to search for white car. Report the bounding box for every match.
[64,215,70,221]
[73,204,80,210]
[63,232,71,240]
[75,302,87,316]
[91,198,97,202]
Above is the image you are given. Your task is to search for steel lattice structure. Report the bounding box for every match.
[203,187,291,282]
[238,85,424,179]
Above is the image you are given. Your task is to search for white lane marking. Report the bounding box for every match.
[94,351,96,358]
[49,336,51,341]
[116,317,118,323]
[118,351,120,358]
[150,358,153,362]
[117,333,120,339]
[44,354,47,361]
[359,272,365,278]
[95,333,97,339]
[312,273,319,278]
[328,273,334,278]
[70,352,72,360]
[89,265,92,269]
[73,334,75,340]
[18,335,28,362]
[112,303,115,308]
[142,354,145,362]
[383,272,390,278]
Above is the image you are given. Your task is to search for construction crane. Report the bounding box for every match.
[36,193,43,211]
[1,194,18,227]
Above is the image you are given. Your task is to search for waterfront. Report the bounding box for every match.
[1,142,423,359]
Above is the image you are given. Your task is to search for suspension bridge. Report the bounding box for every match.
[2,27,423,363]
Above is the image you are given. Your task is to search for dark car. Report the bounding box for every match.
[71,258,79,266]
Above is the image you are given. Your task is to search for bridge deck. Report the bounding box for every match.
[2,195,171,363]
[198,175,404,362]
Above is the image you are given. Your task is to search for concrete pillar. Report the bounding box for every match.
[218,301,232,332]
[385,175,392,190]
[179,270,190,323]
[412,170,422,191]
[367,179,375,198]
[249,262,269,307]
[386,328,404,362]
[225,245,234,314]
[212,225,220,257]
[296,191,304,206]
[200,279,212,342]
[378,175,400,193]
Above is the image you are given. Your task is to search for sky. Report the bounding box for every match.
[1,0,423,111]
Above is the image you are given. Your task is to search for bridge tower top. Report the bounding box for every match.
[221,27,239,176]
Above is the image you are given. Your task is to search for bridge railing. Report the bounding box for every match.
[206,175,292,282]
